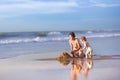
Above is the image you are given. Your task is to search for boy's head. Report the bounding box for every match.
[80,36,87,42]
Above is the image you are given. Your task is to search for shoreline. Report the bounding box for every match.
[37,54,120,61]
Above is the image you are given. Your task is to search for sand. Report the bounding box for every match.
[0,53,120,80]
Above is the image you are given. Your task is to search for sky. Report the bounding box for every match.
[0,0,120,32]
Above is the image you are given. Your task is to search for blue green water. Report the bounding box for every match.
[0,30,120,58]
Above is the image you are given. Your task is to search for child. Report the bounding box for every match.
[68,32,83,57]
[80,36,92,58]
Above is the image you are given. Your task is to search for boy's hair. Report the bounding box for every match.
[80,36,87,41]
[68,32,75,38]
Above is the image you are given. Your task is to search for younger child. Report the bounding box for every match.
[80,36,92,58]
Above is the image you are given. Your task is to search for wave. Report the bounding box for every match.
[86,31,93,34]
[35,31,63,37]
[0,33,120,44]
[0,33,18,39]
[0,37,68,44]
[0,38,36,44]
[0,31,120,44]
[48,31,62,35]
[86,33,120,38]
[35,32,47,37]
[0,34,6,37]
[0,32,63,39]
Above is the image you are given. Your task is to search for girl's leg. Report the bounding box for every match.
[85,51,88,58]
[86,54,88,58]
[88,51,92,58]
[79,51,84,58]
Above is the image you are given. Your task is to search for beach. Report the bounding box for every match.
[0,30,120,80]
[0,53,120,80]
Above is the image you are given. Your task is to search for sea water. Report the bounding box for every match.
[0,30,120,59]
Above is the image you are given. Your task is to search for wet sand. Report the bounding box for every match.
[0,54,120,80]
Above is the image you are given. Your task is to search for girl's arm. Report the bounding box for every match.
[69,40,73,51]
[71,39,80,53]
[81,42,86,51]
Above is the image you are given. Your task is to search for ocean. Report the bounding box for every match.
[0,30,120,59]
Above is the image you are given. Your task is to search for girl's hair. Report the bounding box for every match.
[68,32,75,38]
[80,36,87,41]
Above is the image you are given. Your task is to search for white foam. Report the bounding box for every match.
[87,31,93,34]
[48,31,62,35]
[86,33,120,38]
[0,33,120,44]
[0,37,68,44]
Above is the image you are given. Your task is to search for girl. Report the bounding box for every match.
[68,32,83,57]
[80,36,92,58]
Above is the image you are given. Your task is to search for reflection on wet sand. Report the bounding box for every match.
[55,51,93,80]
[70,58,83,80]
[70,58,93,80]
[82,59,93,78]
[38,54,120,80]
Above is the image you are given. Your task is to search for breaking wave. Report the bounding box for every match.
[48,31,62,35]
[0,30,120,44]
[86,33,120,38]
[0,37,68,44]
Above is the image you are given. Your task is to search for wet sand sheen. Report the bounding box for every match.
[0,54,120,80]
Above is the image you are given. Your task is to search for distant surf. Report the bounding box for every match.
[0,30,120,44]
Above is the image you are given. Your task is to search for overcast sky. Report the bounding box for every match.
[0,0,120,32]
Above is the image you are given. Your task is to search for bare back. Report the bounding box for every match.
[69,38,80,51]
